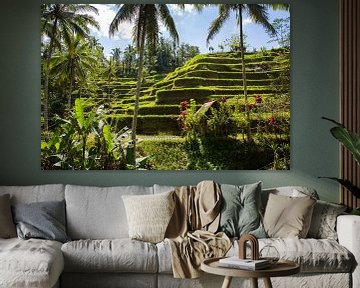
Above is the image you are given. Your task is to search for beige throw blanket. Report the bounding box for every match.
[165,181,231,279]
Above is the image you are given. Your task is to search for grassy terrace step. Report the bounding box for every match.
[106,112,290,135]
[185,62,283,73]
[159,69,281,84]
[120,95,156,105]
[153,77,273,90]
[156,87,274,104]
[110,105,181,116]
[111,88,132,94]
[189,55,276,65]
[107,115,181,135]
[172,77,273,87]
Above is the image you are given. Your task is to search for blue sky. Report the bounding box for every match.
[89,4,290,57]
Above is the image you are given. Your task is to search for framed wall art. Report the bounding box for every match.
[41,4,290,170]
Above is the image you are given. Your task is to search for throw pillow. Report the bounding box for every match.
[0,194,17,238]
[12,200,70,243]
[263,193,316,238]
[218,182,266,238]
[122,191,175,243]
[307,200,347,240]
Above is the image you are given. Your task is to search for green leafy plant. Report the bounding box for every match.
[321,117,360,200]
[41,98,151,170]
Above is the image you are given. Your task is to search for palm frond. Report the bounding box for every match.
[158,4,179,44]
[109,4,139,37]
[145,5,160,50]
[60,22,73,50]
[192,4,208,11]
[207,4,231,44]
[247,4,276,35]
[74,4,99,15]
[267,4,290,11]
[132,5,147,49]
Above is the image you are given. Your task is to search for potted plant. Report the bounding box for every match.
[321,117,360,215]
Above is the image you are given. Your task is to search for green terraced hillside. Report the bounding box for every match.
[86,49,289,136]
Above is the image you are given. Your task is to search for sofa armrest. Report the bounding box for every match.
[337,215,360,288]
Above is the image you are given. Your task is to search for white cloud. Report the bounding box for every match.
[243,17,253,25]
[169,4,198,16]
[90,4,133,41]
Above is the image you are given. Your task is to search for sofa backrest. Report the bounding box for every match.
[65,184,153,240]
[0,184,65,204]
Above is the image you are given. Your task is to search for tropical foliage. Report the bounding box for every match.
[321,117,360,199]
[41,4,290,170]
[41,4,99,133]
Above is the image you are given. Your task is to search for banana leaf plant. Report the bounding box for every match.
[320,117,360,202]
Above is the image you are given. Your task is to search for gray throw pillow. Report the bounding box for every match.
[218,182,266,238]
[12,200,70,243]
[307,200,347,240]
[0,194,17,238]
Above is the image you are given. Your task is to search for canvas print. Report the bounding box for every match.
[41,4,290,170]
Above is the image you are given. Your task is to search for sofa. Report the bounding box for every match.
[0,183,359,288]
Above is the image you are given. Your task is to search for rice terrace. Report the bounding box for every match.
[41,4,290,170]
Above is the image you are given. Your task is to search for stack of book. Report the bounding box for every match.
[218,257,271,270]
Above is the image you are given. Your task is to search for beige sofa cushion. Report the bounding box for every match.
[122,191,175,243]
[65,185,153,239]
[62,239,158,273]
[261,186,319,212]
[263,193,316,238]
[0,238,63,288]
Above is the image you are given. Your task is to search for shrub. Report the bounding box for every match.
[109,115,180,135]
[139,138,187,170]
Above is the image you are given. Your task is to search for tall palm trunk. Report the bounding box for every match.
[43,21,57,137]
[131,28,146,166]
[238,6,251,140]
[67,64,75,110]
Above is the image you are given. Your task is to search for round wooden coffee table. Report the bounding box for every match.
[201,257,300,288]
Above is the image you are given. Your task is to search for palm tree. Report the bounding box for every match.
[102,57,118,104]
[41,4,99,133]
[111,48,122,65]
[50,35,97,109]
[122,44,136,76]
[109,4,181,165]
[207,4,275,139]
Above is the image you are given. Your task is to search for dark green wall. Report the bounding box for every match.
[0,0,340,202]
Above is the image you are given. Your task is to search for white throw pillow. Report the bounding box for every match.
[122,191,175,243]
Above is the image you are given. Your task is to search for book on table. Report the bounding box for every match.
[218,257,271,270]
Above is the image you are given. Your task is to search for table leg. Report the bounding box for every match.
[221,276,233,288]
[263,277,273,288]
[251,278,258,288]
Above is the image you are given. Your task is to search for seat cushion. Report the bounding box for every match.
[65,185,153,239]
[157,238,354,274]
[61,239,158,273]
[228,238,354,273]
[0,238,64,288]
